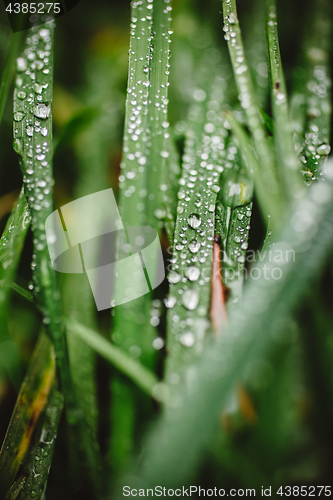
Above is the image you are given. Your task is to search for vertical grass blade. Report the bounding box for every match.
[265,0,304,199]
[164,57,226,392]
[109,0,173,476]
[222,0,283,230]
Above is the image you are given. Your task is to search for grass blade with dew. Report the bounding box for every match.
[265,0,304,200]
[0,332,56,498]
[108,0,173,476]
[164,55,227,395]
[161,132,181,244]
[222,0,283,231]
[214,135,253,304]
[0,189,30,388]
[12,21,102,496]
[108,0,154,477]
[127,160,333,490]
[293,0,332,183]
[242,0,268,108]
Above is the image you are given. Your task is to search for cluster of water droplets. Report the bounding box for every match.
[13,23,54,250]
[119,0,172,229]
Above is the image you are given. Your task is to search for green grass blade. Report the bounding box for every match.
[145,0,172,223]
[13,21,102,496]
[0,332,56,498]
[66,318,159,398]
[0,190,30,387]
[16,390,63,500]
[265,0,304,199]
[164,61,226,390]
[131,162,333,488]
[222,0,283,231]
[242,0,268,107]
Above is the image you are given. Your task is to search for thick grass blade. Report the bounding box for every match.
[164,56,227,393]
[128,162,333,488]
[0,332,56,498]
[109,0,173,476]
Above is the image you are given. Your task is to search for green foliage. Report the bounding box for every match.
[0,0,332,498]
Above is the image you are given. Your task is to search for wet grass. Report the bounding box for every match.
[0,0,332,498]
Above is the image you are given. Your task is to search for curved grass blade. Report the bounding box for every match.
[265,0,304,199]
[0,332,56,498]
[130,162,333,488]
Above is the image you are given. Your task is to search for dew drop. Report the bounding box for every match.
[185,266,200,281]
[182,290,199,310]
[164,295,177,308]
[179,331,195,347]
[317,144,331,155]
[189,239,200,253]
[33,104,51,119]
[188,213,202,229]
[168,271,181,284]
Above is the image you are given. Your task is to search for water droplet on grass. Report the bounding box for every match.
[33,104,51,119]
[182,290,199,310]
[168,271,181,284]
[188,213,201,228]
[185,266,200,281]
[179,331,195,347]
